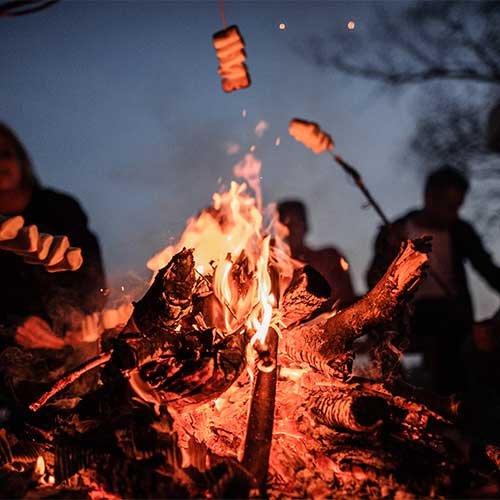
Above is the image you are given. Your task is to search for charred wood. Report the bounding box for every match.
[310,390,388,433]
[283,239,429,372]
[133,248,196,334]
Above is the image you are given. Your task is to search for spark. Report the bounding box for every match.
[347,20,355,30]
[121,285,125,292]
[255,120,269,138]
[250,145,256,152]
[275,137,281,146]
[226,143,241,156]
[279,22,286,30]
[242,109,247,118]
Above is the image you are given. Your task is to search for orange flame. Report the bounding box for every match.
[148,154,297,349]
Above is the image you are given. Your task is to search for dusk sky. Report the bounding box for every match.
[2,0,499,318]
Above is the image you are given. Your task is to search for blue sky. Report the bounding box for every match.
[2,0,498,318]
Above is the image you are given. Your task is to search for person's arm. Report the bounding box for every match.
[462,222,500,294]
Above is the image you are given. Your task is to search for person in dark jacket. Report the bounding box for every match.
[0,122,106,350]
[367,166,500,395]
[278,199,355,308]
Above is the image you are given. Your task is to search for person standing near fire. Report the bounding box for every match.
[277,199,355,307]
[367,166,500,395]
[0,122,106,350]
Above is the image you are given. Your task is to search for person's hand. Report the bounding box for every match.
[15,316,65,350]
[64,312,100,345]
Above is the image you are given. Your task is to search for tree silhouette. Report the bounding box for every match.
[305,1,500,228]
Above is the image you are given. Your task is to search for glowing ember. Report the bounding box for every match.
[255,120,269,138]
[279,22,286,30]
[347,20,356,30]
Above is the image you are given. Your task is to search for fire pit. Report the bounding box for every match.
[1,165,499,498]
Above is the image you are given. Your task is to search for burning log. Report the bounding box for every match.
[282,238,429,373]
[133,248,196,334]
[310,390,388,433]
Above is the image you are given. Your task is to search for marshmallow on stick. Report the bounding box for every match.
[289,119,334,155]
[213,25,251,93]
[0,214,82,272]
[0,214,24,241]
[46,247,82,273]
[0,224,39,253]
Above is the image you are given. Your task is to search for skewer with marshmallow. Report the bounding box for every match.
[288,119,334,155]
[0,214,83,272]
[213,25,251,93]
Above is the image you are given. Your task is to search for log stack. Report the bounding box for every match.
[1,239,500,498]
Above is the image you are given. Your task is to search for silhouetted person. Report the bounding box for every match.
[278,199,355,307]
[0,123,106,351]
[367,166,500,395]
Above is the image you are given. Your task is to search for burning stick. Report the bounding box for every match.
[29,351,112,412]
[242,328,278,495]
[242,268,281,495]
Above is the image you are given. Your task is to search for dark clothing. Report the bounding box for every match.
[367,209,500,394]
[0,187,106,345]
[367,209,500,320]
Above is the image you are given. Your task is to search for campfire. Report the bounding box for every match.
[2,156,500,498]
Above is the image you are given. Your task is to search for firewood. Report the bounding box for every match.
[282,239,429,372]
[310,389,388,433]
[133,248,196,334]
[280,265,331,328]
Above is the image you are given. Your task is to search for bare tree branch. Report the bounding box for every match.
[0,0,59,17]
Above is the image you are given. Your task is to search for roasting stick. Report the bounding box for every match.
[217,0,227,29]
[288,118,452,296]
[0,214,82,272]
[30,304,134,411]
[330,153,390,225]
